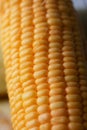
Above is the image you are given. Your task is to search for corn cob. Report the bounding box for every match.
[0,0,87,130]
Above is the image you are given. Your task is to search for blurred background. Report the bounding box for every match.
[73,0,87,59]
[0,0,87,130]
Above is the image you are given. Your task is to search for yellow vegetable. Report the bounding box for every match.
[0,0,87,130]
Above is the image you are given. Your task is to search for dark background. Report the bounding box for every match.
[73,0,87,36]
[72,0,87,58]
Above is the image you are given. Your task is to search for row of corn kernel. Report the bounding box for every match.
[67,0,87,129]
[58,0,84,130]
[20,0,38,130]
[46,0,68,130]
[0,1,17,129]
[9,1,25,129]
[33,0,50,129]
